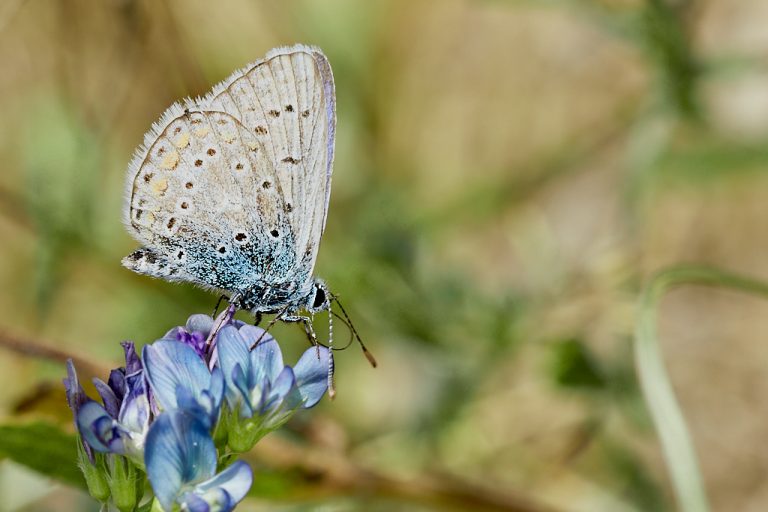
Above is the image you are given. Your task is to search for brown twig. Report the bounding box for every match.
[0,330,110,377]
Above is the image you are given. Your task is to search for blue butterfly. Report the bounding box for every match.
[121,45,374,375]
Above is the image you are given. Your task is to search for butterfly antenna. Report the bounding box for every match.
[332,296,377,368]
[327,308,336,399]
[315,313,354,350]
[328,311,355,350]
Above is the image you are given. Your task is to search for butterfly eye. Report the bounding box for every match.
[312,286,326,309]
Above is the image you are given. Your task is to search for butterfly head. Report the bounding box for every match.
[305,279,331,314]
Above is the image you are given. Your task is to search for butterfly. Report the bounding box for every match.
[121,44,374,370]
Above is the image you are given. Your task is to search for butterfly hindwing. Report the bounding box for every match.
[124,108,295,291]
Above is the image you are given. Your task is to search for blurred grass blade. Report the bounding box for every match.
[635,266,768,512]
[0,422,85,489]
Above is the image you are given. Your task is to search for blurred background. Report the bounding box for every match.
[1,0,768,510]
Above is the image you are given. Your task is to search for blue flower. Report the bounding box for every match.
[65,311,336,511]
[216,324,330,450]
[142,339,224,429]
[145,411,252,512]
[68,343,152,464]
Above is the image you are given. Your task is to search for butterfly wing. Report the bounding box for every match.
[123,106,295,292]
[205,44,336,280]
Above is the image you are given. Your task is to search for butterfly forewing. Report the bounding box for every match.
[206,45,335,278]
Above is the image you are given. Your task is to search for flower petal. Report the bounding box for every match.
[63,360,94,461]
[209,366,224,411]
[77,401,124,454]
[63,360,88,414]
[142,340,211,412]
[246,334,283,387]
[121,341,142,375]
[236,324,274,346]
[216,326,251,405]
[145,412,217,512]
[93,377,120,418]
[118,371,150,436]
[178,492,216,512]
[186,314,214,337]
[291,346,330,408]
[107,368,127,403]
[261,367,295,414]
[190,460,253,510]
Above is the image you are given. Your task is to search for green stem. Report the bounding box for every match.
[635,265,768,512]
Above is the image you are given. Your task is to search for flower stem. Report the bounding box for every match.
[634,265,768,512]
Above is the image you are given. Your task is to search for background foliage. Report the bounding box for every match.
[1,0,768,510]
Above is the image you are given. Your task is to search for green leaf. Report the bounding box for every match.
[0,422,86,489]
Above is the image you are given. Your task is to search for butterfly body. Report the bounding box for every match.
[122,45,335,318]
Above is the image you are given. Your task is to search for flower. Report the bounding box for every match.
[69,342,152,464]
[216,324,330,451]
[145,411,252,512]
[64,311,332,511]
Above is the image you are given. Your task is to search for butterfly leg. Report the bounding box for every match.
[212,294,227,317]
[282,315,320,353]
[283,314,335,398]
[253,312,263,326]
